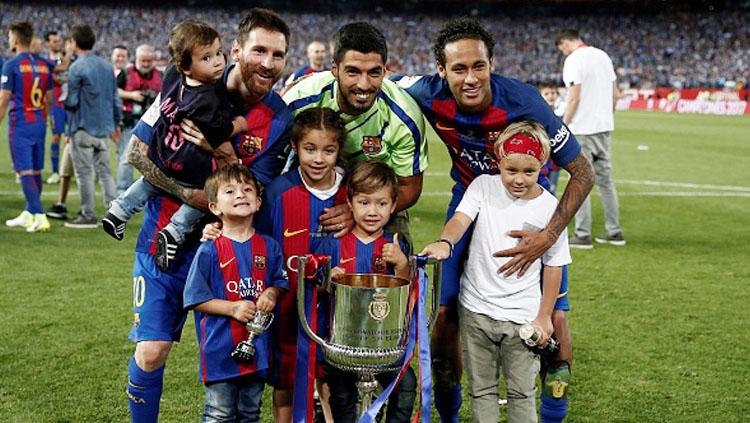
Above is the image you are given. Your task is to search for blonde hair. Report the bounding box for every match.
[494,121,551,164]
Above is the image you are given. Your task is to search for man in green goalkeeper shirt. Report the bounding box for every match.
[283,22,433,242]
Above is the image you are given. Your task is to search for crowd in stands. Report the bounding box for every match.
[1,4,747,88]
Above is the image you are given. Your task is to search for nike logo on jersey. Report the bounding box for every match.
[219,257,235,269]
[284,228,308,238]
[340,257,355,264]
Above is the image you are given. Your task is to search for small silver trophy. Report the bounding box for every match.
[232,310,274,362]
[519,323,559,353]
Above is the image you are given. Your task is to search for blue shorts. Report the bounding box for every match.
[440,184,571,311]
[128,252,190,343]
[9,123,46,172]
[50,105,66,135]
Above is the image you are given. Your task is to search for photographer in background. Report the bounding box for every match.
[117,44,161,194]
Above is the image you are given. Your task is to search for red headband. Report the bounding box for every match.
[500,134,544,162]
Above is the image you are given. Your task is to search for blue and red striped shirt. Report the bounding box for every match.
[1,52,53,127]
[395,73,581,192]
[323,231,408,276]
[184,233,288,383]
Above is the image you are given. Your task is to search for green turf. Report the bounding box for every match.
[1,110,748,422]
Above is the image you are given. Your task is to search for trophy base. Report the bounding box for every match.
[323,343,405,375]
[231,342,256,363]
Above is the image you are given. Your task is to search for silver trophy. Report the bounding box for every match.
[232,310,275,362]
[296,255,441,417]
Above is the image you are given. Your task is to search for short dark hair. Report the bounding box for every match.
[332,22,387,64]
[537,80,558,90]
[291,107,346,151]
[237,8,290,52]
[169,20,220,72]
[433,18,494,66]
[555,29,580,45]
[44,31,59,42]
[9,22,34,46]
[113,44,128,52]
[346,160,398,202]
[71,25,96,50]
[204,164,262,204]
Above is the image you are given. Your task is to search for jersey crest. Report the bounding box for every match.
[362,135,382,154]
[241,135,263,156]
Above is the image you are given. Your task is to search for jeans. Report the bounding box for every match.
[116,126,135,194]
[110,177,203,243]
[459,305,539,423]
[71,130,117,219]
[326,365,417,423]
[573,132,622,238]
[203,375,264,423]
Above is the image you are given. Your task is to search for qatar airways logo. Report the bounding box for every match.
[458,147,497,173]
[550,125,570,152]
[226,277,265,299]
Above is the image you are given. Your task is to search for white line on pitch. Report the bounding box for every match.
[419,191,750,198]
[424,172,750,192]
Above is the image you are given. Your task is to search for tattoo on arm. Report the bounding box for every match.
[231,304,239,317]
[547,154,595,241]
[128,137,187,201]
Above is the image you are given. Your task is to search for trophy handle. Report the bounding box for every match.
[296,255,331,349]
[411,256,442,334]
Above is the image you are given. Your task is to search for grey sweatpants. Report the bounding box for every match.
[71,130,117,219]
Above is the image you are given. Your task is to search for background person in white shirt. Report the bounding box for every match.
[421,121,571,423]
[556,28,625,249]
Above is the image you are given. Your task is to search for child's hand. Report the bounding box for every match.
[231,300,256,323]
[232,116,248,134]
[382,233,408,270]
[201,222,222,242]
[330,266,345,282]
[256,288,280,312]
[419,241,451,260]
[531,316,554,347]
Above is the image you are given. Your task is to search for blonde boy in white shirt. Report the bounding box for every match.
[422,121,571,423]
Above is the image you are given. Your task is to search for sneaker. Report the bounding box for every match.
[102,212,126,241]
[64,212,99,229]
[595,232,626,246]
[569,235,594,249]
[27,214,51,233]
[6,210,34,228]
[156,230,178,271]
[46,203,69,220]
[46,172,60,184]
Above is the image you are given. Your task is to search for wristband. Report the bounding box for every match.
[436,238,454,257]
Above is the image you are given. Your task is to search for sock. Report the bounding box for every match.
[434,384,461,423]
[541,396,568,423]
[34,174,43,194]
[50,142,60,173]
[20,175,43,214]
[127,356,164,423]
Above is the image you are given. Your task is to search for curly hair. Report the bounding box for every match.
[433,18,495,66]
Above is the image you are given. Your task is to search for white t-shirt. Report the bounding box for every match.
[456,174,572,323]
[563,45,616,135]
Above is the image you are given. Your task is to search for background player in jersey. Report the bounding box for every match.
[256,107,346,423]
[124,9,292,422]
[282,22,433,250]
[102,20,248,272]
[394,18,594,422]
[421,121,571,423]
[323,160,417,423]
[1,21,54,233]
[42,30,74,185]
[538,81,564,193]
[184,164,286,423]
[285,40,329,86]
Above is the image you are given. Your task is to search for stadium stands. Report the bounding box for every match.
[0,4,747,89]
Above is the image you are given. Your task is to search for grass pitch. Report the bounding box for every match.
[1,111,748,422]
